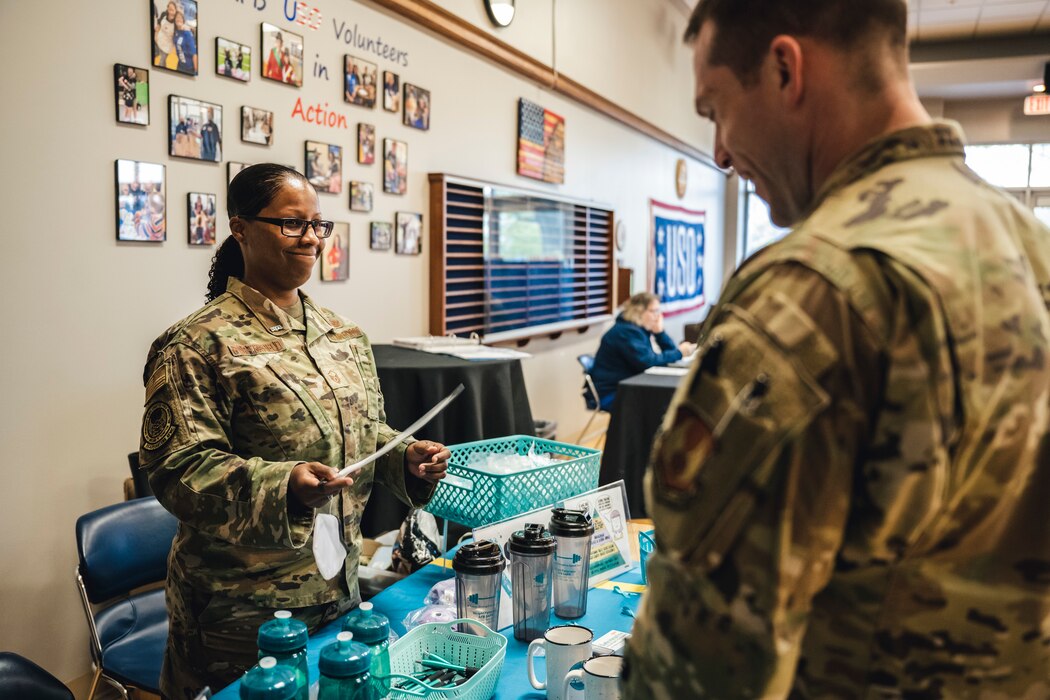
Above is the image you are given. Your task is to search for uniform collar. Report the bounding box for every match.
[804,121,966,220]
[225,278,334,339]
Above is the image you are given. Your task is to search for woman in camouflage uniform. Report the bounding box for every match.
[138,164,450,699]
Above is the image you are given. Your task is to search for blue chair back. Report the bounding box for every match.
[577,354,600,411]
[577,354,595,374]
[76,497,177,603]
[0,653,73,700]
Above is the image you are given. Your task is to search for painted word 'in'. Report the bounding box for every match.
[290,97,348,129]
[285,0,322,30]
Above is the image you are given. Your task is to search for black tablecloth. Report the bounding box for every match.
[362,344,536,536]
[599,372,681,518]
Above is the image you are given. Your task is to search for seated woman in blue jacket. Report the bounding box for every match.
[590,292,696,409]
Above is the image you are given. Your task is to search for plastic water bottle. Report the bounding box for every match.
[318,631,375,700]
[258,610,310,700]
[240,657,297,700]
[342,602,391,698]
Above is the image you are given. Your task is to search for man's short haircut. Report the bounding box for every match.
[684,0,907,86]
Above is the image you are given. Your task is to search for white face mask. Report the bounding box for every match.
[312,511,346,580]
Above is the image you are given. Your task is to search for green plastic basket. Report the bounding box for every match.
[425,435,601,529]
[387,619,507,699]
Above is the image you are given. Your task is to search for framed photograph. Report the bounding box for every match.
[228,161,251,183]
[169,95,223,162]
[320,222,350,281]
[187,192,217,245]
[350,182,373,212]
[403,83,431,131]
[242,106,273,146]
[305,141,342,195]
[370,222,392,251]
[216,37,251,82]
[358,123,375,164]
[395,212,423,255]
[382,71,400,113]
[116,159,166,242]
[114,64,149,126]
[152,0,198,76]
[261,22,303,87]
[344,55,377,108]
[383,138,407,195]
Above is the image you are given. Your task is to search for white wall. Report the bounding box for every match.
[941,97,1050,143]
[0,0,723,685]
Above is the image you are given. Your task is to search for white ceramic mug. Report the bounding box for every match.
[562,655,624,700]
[527,625,594,700]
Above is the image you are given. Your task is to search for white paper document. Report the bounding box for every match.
[644,366,689,376]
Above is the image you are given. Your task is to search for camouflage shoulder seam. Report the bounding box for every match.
[722,234,893,348]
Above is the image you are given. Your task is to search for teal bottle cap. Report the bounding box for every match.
[319,631,372,678]
[341,602,390,644]
[257,610,308,653]
[240,657,297,700]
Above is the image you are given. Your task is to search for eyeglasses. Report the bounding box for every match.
[240,216,335,238]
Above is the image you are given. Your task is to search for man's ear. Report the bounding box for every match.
[768,35,804,106]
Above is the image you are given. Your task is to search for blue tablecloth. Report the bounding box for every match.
[213,560,643,699]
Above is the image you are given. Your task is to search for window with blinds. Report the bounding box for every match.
[428,173,615,343]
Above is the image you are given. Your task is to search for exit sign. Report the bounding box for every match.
[1024,94,1050,116]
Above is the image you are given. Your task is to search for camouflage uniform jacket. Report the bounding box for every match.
[139,278,433,608]
[624,123,1050,699]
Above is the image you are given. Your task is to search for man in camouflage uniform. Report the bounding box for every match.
[140,277,443,698]
[624,1,1050,697]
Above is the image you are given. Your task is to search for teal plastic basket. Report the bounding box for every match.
[425,436,601,529]
[386,619,507,699]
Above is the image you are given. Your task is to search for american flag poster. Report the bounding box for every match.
[649,199,705,316]
[517,98,565,184]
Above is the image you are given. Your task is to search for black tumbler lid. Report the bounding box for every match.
[452,540,506,575]
[549,508,594,537]
[508,523,556,555]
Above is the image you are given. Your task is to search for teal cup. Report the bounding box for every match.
[638,530,655,585]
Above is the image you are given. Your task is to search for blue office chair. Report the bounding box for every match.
[75,496,178,699]
[576,354,608,446]
[0,652,74,700]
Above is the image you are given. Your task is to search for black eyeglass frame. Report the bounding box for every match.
[239,215,335,238]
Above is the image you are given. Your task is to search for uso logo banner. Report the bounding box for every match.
[649,199,705,316]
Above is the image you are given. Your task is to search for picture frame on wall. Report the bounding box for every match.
[228,161,251,183]
[403,83,430,131]
[216,37,251,82]
[187,192,217,245]
[116,159,166,242]
[169,95,223,162]
[305,141,342,195]
[350,182,373,212]
[151,0,198,76]
[370,222,392,251]
[320,222,350,281]
[242,106,273,146]
[358,123,375,164]
[517,98,566,184]
[395,211,423,255]
[114,64,149,126]
[344,55,377,108]
[261,22,303,87]
[383,71,400,113]
[383,138,407,195]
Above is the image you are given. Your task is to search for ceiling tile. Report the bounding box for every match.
[918,0,984,9]
[978,1,1046,20]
